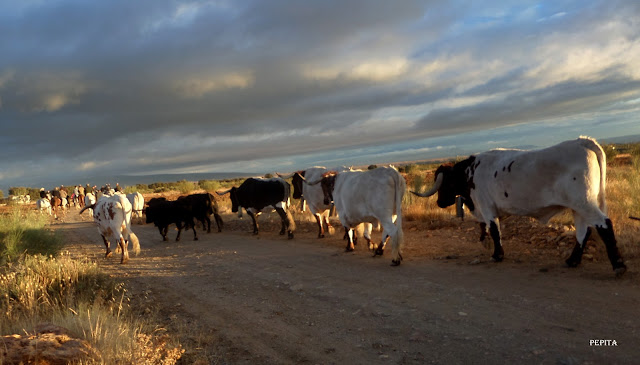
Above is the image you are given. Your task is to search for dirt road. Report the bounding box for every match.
[55,211,639,364]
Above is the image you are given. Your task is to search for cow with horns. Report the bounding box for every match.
[411,137,626,276]
[280,166,351,238]
[80,193,140,264]
[301,166,406,266]
[217,177,295,238]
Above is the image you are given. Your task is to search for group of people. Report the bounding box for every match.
[38,182,122,209]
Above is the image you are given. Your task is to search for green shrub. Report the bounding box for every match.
[0,208,63,265]
[199,180,220,192]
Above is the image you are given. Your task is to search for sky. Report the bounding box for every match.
[1,0,640,191]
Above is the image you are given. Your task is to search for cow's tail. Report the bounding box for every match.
[579,137,607,213]
[129,232,141,256]
[391,168,406,261]
[281,180,295,232]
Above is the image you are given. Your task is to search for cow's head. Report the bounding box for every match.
[216,187,240,212]
[291,171,305,199]
[319,172,337,205]
[411,156,476,208]
[301,171,337,205]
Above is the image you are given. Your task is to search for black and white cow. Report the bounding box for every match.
[217,177,295,238]
[80,193,140,264]
[412,137,626,276]
[287,166,353,238]
[303,166,406,265]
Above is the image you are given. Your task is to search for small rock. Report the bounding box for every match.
[469,258,482,265]
[290,284,304,291]
[458,312,468,316]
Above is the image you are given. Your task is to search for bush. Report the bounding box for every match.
[199,180,220,192]
[175,180,195,194]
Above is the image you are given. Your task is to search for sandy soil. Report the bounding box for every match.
[52,206,640,365]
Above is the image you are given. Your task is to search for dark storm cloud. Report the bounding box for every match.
[1,0,640,190]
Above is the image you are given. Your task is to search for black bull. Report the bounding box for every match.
[218,178,295,239]
[145,193,223,241]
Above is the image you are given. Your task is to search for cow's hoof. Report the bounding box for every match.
[614,265,627,277]
[345,246,354,252]
[288,232,294,239]
[391,259,401,266]
[162,237,168,242]
[490,255,503,262]
[252,231,259,235]
[318,234,325,238]
[105,251,112,258]
[565,258,580,268]
[194,237,199,241]
[374,247,384,257]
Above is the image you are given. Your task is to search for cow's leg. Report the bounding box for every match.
[204,216,211,233]
[275,206,295,239]
[479,222,487,241]
[567,214,590,268]
[158,226,168,241]
[489,220,504,262]
[175,223,183,241]
[214,213,224,232]
[119,237,129,264]
[314,214,325,238]
[363,223,374,250]
[345,227,355,252]
[101,235,112,258]
[324,211,335,235]
[376,220,402,265]
[190,221,199,241]
[595,218,626,276]
[247,209,259,235]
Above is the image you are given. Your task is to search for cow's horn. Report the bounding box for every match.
[216,188,232,196]
[411,173,443,197]
[297,173,322,186]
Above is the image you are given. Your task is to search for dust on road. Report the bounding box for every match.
[54,210,639,364]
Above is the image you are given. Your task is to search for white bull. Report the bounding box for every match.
[412,136,626,276]
[126,192,145,219]
[80,193,140,264]
[304,166,406,266]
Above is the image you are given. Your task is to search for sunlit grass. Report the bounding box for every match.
[0,208,184,364]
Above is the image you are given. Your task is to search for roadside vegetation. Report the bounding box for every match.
[0,207,184,364]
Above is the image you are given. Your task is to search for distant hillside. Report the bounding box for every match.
[601,134,640,144]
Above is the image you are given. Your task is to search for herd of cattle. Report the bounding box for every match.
[36,137,628,276]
